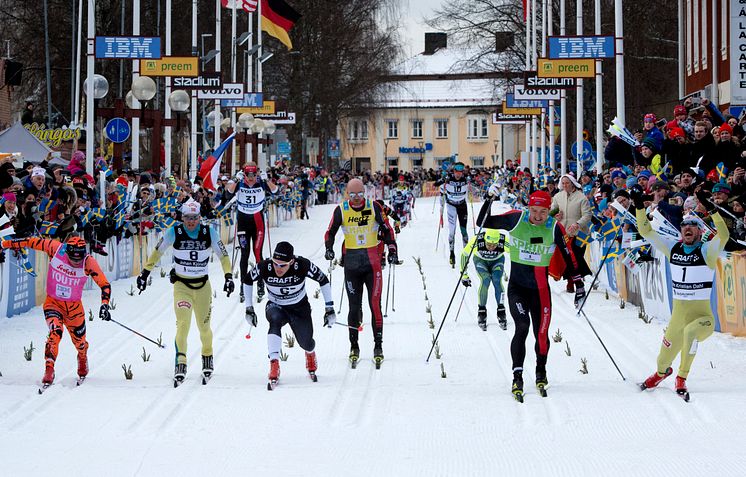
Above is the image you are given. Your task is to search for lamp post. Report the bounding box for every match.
[417,140,424,172]
[166,90,191,176]
[493,138,500,167]
[82,73,109,160]
[384,137,390,173]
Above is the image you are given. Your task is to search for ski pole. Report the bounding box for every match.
[335,321,364,331]
[469,188,476,234]
[453,286,468,323]
[245,324,254,340]
[337,280,345,314]
[427,197,494,362]
[383,263,392,317]
[391,262,396,312]
[110,319,166,348]
[579,309,626,381]
[230,213,239,273]
[431,192,437,214]
[435,209,443,252]
[264,210,272,256]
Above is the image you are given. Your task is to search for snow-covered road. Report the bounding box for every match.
[2,198,746,476]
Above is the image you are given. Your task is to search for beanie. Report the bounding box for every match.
[668,127,685,140]
[674,105,687,116]
[528,190,552,209]
[272,241,295,262]
[719,123,733,135]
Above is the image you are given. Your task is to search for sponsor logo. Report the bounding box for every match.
[662,337,671,348]
[346,215,369,225]
[516,303,526,315]
[177,301,192,309]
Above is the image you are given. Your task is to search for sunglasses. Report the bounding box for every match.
[348,191,365,199]
[680,220,700,227]
[182,214,200,221]
[453,165,465,171]
[272,259,291,268]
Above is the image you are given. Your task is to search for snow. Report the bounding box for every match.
[2,198,746,476]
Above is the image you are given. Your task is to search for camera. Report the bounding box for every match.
[655,118,667,128]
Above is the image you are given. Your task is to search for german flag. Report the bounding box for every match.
[262,0,300,50]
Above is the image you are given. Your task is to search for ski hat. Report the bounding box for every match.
[712,182,732,195]
[528,190,552,209]
[31,167,46,178]
[719,123,733,135]
[625,176,638,189]
[243,163,258,175]
[668,127,686,140]
[611,170,627,181]
[484,229,502,244]
[272,241,294,262]
[638,170,653,180]
[2,192,16,202]
[644,113,656,123]
[674,105,687,116]
[181,199,201,216]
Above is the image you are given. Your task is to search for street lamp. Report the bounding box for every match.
[417,140,424,171]
[493,138,500,167]
[83,74,109,100]
[384,137,390,172]
[168,90,190,131]
[238,113,255,130]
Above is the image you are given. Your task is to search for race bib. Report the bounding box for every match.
[356,234,366,246]
[519,251,541,263]
[56,284,72,299]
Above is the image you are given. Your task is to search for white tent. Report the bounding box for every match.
[0,122,55,166]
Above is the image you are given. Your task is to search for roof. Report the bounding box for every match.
[0,122,53,165]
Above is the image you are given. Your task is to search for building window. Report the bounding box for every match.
[386,156,399,169]
[435,157,450,168]
[410,155,423,168]
[347,119,368,140]
[386,120,398,139]
[411,119,423,138]
[435,119,448,138]
[467,117,488,139]
[470,156,485,167]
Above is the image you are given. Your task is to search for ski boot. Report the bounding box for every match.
[511,371,524,403]
[449,250,455,268]
[477,306,487,331]
[267,359,280,390]
[305,351,318,382]
[201,355,214,385]
[257,281,266,302]
[535,370,549,397]
[640,367,673,391]
[373,344,384,370]
[77,353,88,385]
[497,304,507,330]
[240,289,245,303]
[42,361,55,385]
[174,363,187,388]
[349,345,360,369]
[675,376,690,402]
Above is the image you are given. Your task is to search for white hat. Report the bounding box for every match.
[560,173,581,189]
[181,199,201,216]
[31,167,46,178]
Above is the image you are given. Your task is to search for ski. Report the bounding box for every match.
[308,371,318,382]
[677,390,690,402]
[512,389,524,403]
[638,382,648,391]
[350,357,359,369]
[38,383,52,394]
[267,379,278,391]
[174,377,185,388]
[478,322,487,331]
[76,376,86,386]
[498,320,507,331]
[537,383,548,398]
[373,356,384,370]
[201,373,212,385]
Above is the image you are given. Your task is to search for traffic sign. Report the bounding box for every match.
[506,93,549,109]
[571,140,593,161]
[105,118,131,144]
[277,141,291,155]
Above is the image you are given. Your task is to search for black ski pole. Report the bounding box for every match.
[110,319,166,348]
[391,263,396,312]
[427,196,494,362]
[337,280,345,314]
[579,309,626,381]
[383,263,392,317]
[453,286,468,323]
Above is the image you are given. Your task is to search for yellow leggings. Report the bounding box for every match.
[173,281,213,365]
[656,300,714,379]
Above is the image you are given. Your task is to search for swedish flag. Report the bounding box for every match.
[716,162,728,181]
[574,229,593,247]
[91,208,106,221]
[600,216,621,238]
[39,198,56,214]
[39,220,59,236]
[18,248,36,277]
[602,241,621,263]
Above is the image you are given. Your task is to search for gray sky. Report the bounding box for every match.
[401,0,445,57]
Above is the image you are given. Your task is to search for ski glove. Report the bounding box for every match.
[695,190,715,213]
[245,307,258,327]
[323,306,336,328]
[462,276,472,287]
[387,249,399,264]
[394,222,401,234]
[325,249,335,261]
[574,280,587,308]
[99,303,111,321]
[136,269,150,293]
[488,183,500,198]
[224,273,235,297]
[628,188,646,210]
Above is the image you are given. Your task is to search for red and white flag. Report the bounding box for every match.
[221,0,258,13]
[198,132,237,190]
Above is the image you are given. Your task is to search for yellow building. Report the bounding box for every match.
[338,45,525,173]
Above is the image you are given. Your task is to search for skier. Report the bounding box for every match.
[236,161,278,305]
[244,241,335,389]
[435,162,470,267]
[1,236,111,390]
[324,178,398,368]
[390,186,412,227]
[136,199,234,386]
[460,228,507,331]
[632,189,728,401]
[478,187,586,401]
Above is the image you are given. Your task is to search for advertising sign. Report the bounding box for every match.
[524,72,576,89]
[502,102,542,116]
[506,94,548,109]
[140,57,199,77]
[538,58,596,78]
[548,35,615,59]
[197,83,245,100]
[492,112,533,124]
[221,93,264,108]
[236,101,276,115]
[514,85,561,101]
[24,123,82,147]
[327,139,340,158]
[95,36,161,59]
[172,72,222,89]
[730,1,746,105]
[253,111,296,124]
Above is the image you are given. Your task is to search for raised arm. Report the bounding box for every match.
[1,237,61,257]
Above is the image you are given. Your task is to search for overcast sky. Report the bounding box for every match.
[401,0,444,57]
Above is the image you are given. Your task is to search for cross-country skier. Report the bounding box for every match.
[136,199,234,386]
[236,162,278,305]
[324,178,398,368]
[632,189,728,401]
[478,187,585,402]
[1,236,111,390]
[434,162,470,267]
[460,228,507,331]
[243,241,335,390]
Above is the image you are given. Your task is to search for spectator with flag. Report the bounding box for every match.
[552,173,592,293]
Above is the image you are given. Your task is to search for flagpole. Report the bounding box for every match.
[73,0,84,128]
[230,1,238,176]
[575,0,583,176]
[257,0,265,171]
[615,0,625,124]
[132,0,141,171]
[540,0,547,173]
[214,0,222,153]
[547,0,555,171]
[165,0,173,178]
[531,0,538,176]
[594,0,603,174]
[85,0,95,176]
[560,0,567,174]
[524,0,531,169]
[191,0,198,180]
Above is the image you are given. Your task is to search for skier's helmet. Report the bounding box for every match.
[484,229,502,244]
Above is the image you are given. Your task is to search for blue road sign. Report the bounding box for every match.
[571,140,594,161]
[278,141,291,155]
[105,118,131,144]
[95,36,161,59]
[548,36,615,59]
[506,93,549,109]
[220,93,264,108]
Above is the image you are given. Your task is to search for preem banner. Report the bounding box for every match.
[716,252,746,336]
